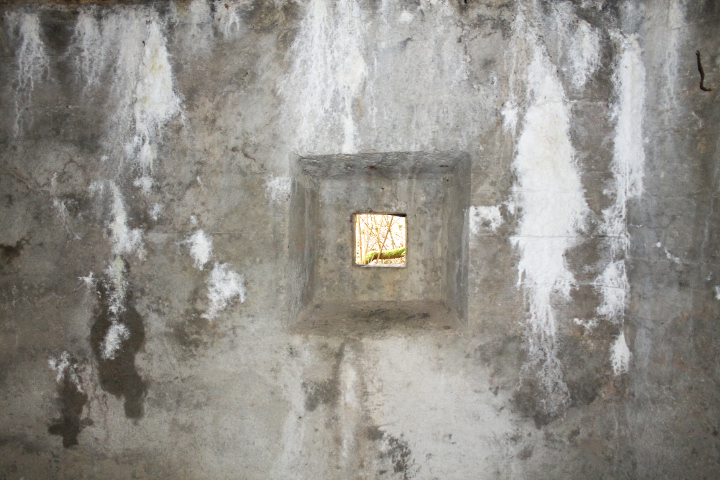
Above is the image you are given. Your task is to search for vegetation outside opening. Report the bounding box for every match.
[354,213,407,266]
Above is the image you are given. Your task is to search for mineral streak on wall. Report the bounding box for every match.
[1,1,720,479]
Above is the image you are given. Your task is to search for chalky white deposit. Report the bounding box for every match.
[187,230,213,270]
[203,262,246,320]
[101,321,130,360]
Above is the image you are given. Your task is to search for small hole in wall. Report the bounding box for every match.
[354,214,407,267]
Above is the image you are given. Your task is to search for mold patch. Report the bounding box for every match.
[369,428,417,480]
[90,258,146,418]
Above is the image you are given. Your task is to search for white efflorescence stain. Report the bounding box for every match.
[600,35,646,258]
[509,9,590,414]
[549,3,600,90]
[213,0,245,37]
[501,101,519,134]
[150,203,164,221]
[50,173,79,239]
[611,332,631,375]
[370,0,473,152]
[79,272,96,288]
[664,248,681,264]
[573,317,598,331]
[133,176,154,194]
[5,11,49,135]
[715,286,720,300]
[105,256,128,316]
[93,181,139,359]
[398,10,414,24]
[595,255,630,326]
[108,183,145,258]
[52,197,81,239]
[468,206,503,235]
[101,321,130,360]
[338,347,361,474]
[595,36,645,294]
[90,180,144,319]
[100,256,133,360]
[71,9,181,178]
[52,197,69,222]
[594,35,645,374]
[663,0,684,109]
[72,10,142,134]
[71,10,175,367]
[131,19,182,174]
[594,260,627,320]
[282,0,475,154]
[99,256,132,360]
[72,10,104,87]
[48,351,83,392]
[281,0,367,154]
[183,0,213,53]
[186,229,213,270]
[264,176,292,203]
[203,262,246,320]
[566,20,600,89]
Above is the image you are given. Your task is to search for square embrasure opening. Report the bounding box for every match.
[288,152,470,335]
[354,213,406,267]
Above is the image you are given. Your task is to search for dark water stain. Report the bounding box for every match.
[90,259,146,419]
[48,357,89,448]
[301,343,347,412]
[0,239,25,265]
[172,305,214,353]
[517,444,533,460]
[513,377,554,428]
[301,379,339,412]
[0,434,44,455]
[366,425,384,441]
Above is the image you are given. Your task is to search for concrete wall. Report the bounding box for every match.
[1,0,719,478]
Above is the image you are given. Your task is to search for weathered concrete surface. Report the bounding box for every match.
[0,0,719,478]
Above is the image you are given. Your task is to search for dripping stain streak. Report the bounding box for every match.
[696,50,712,92]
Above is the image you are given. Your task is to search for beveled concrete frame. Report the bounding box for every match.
[288,152,470,336]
